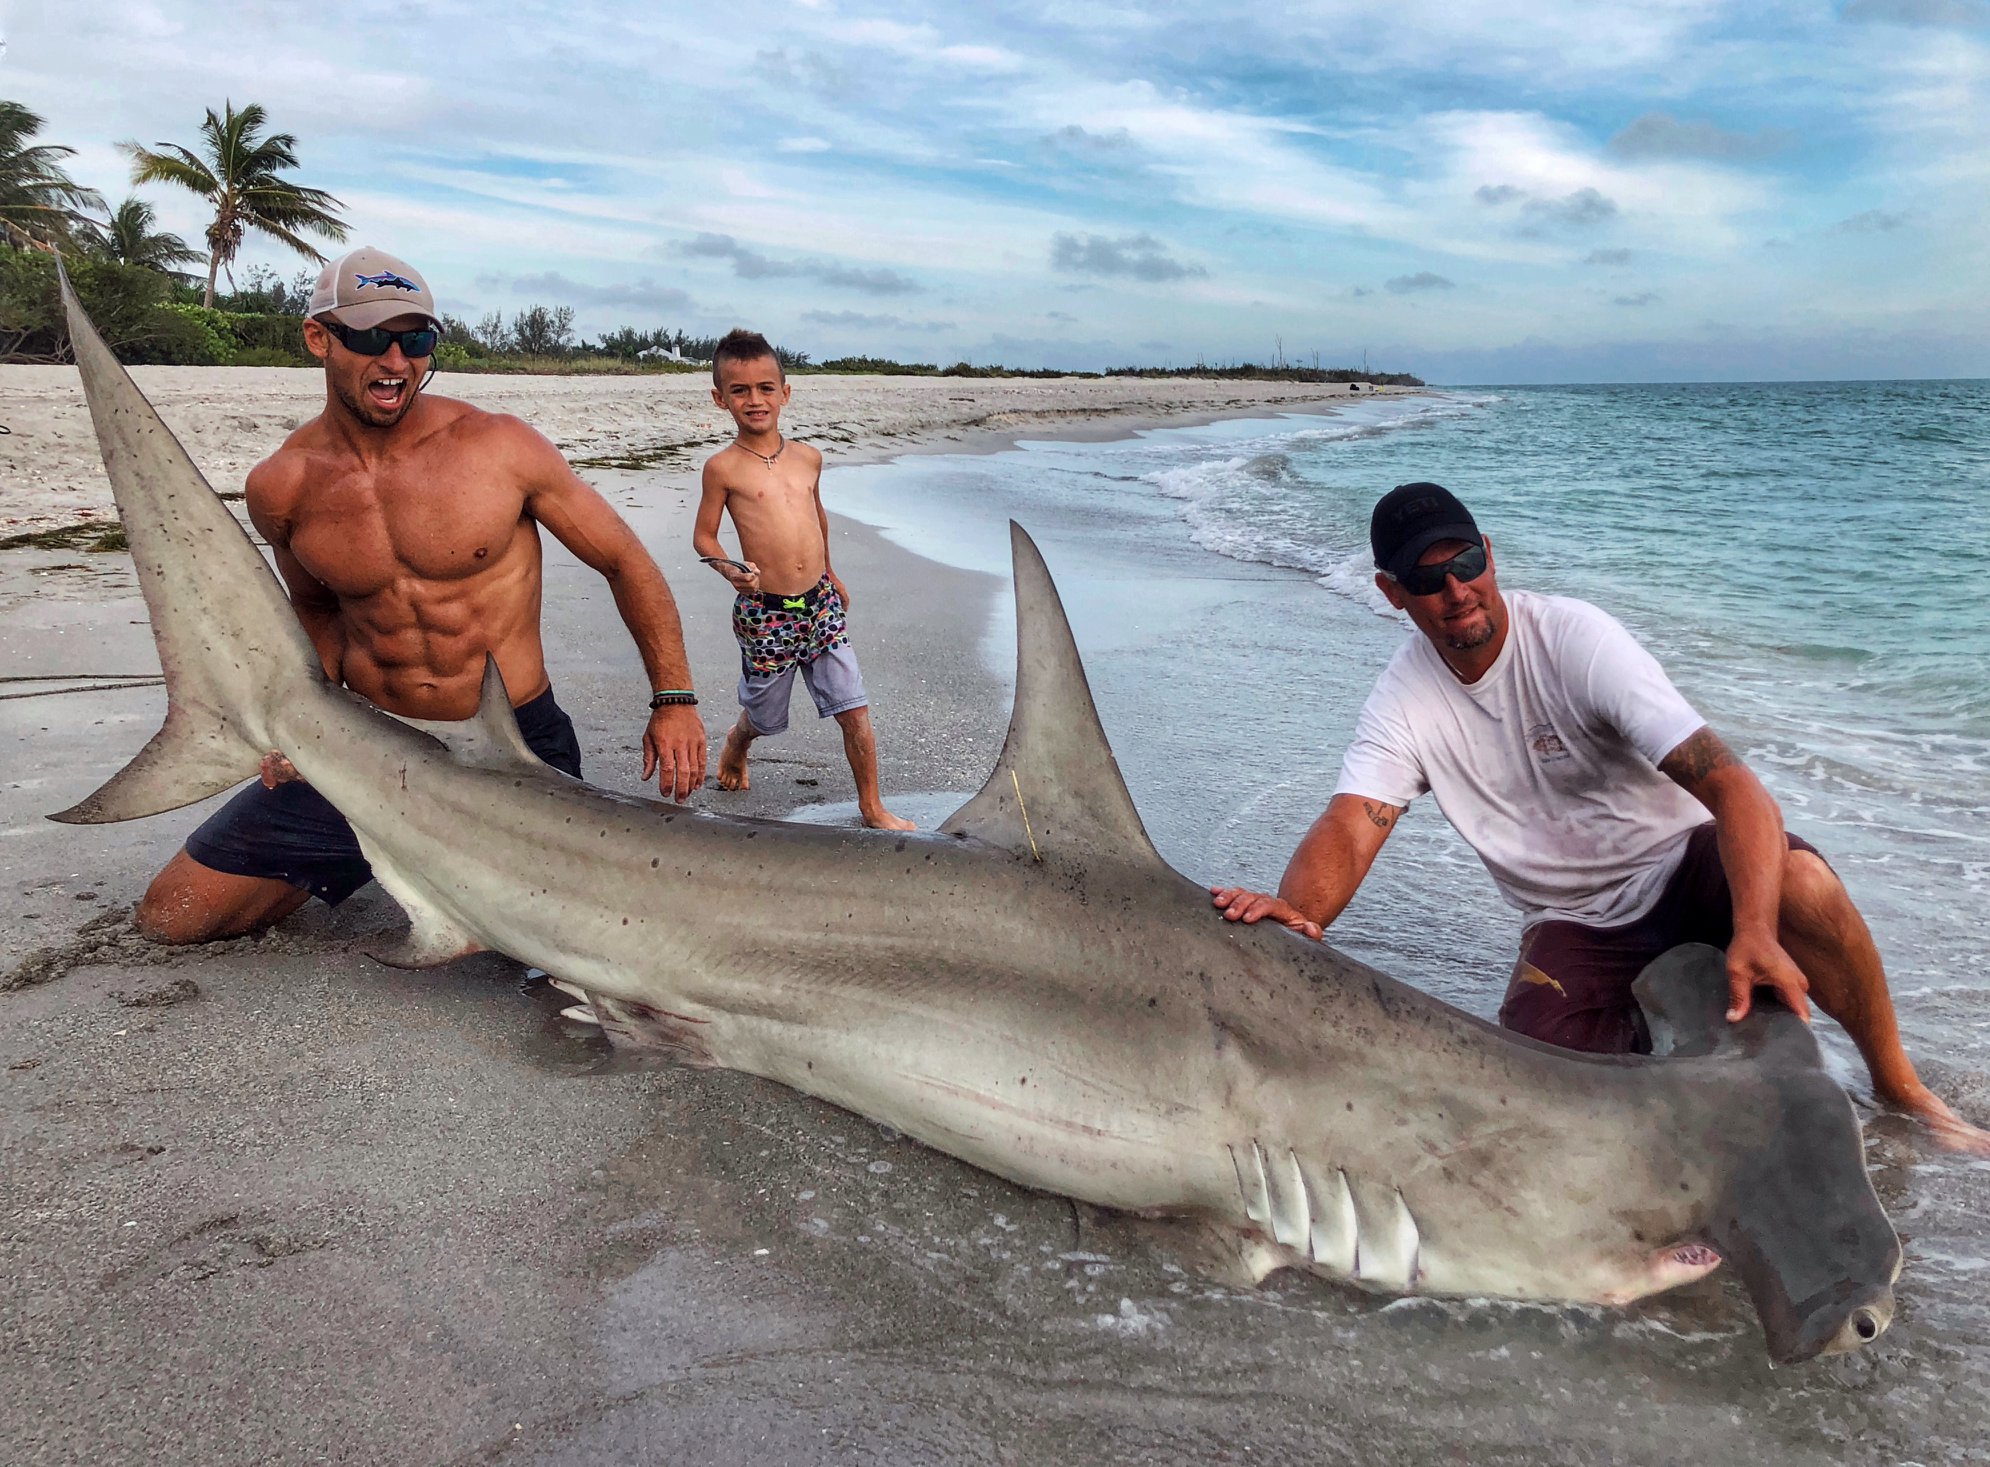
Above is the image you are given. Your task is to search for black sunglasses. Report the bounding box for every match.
[319,317,439,358]
[1389,540,1488,596]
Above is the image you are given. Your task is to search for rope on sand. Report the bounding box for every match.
[0,675,164,702]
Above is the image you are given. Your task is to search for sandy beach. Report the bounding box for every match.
[0,364,1394,538]
[5,364,1980,1466]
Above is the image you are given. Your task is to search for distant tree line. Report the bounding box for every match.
[432,314,813,373]
[1105,363,1424,386]
[813,358,1422,384]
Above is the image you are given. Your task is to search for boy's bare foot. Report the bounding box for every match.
[716,724,752,791]
[863,807,917,832]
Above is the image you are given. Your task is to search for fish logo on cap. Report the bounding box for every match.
[354,270,421,292]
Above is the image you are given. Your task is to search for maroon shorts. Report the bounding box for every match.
[1497,822,1823,1056]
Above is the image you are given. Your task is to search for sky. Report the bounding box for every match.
[3,0,1987,382]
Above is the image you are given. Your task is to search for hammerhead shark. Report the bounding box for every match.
[50,267,1900,1364]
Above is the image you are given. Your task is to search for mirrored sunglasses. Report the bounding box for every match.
[320,318,439,358]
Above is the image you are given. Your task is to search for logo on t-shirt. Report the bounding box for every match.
[1527,722,1573,764]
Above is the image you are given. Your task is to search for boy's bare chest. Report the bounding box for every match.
[726,462,816,512]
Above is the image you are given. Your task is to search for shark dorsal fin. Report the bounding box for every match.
[940,523,1166,871]
[391,657,542,771]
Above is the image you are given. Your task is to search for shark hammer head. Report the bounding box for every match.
[1636,945,1902,1365]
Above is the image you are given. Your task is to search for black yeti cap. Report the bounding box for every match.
[1370,482,1482,582]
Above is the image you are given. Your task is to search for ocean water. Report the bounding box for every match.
[821,380,1990,1462]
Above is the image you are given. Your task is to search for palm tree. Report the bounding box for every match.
[92,196,207,276]
[0,99,103,248]
[120,101,347,307]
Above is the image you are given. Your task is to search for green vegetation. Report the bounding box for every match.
[433,316,812,374]
[807,357,1420,384]
[121,101,347,308]
[0,521,128,552]
[0,250,317,364]
[810,356,1100,378]
[0,101,102,248]
[90,197,205,274]
[1107,363,1423,386]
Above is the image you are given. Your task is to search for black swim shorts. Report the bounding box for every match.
[184,686,584,906]
[1497,821,1824,1055]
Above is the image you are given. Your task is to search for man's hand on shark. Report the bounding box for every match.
[1209,885,1324,941]
[1724,929,1812,1025]
[259,752,302,788]
[642,704,708,801]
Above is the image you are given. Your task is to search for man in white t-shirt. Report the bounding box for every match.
[1211,481,1984,1153]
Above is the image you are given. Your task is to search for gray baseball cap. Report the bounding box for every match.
[308,246,440,329]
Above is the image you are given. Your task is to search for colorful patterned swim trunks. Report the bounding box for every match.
[732,575,868,736]
[733,574,850,675]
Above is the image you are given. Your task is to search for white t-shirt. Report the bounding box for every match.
[1335,589,1710,930]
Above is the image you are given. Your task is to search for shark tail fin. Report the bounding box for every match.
[47,258,322,823]
[940,522,1168,873]
[50,712,264,825]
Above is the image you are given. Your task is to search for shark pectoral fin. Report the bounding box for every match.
[390,658,542,772]
[364,921,486,970]
[352,835,485,969]
[49,708,259,823]
[940,524,1169,873]
[1128,1214,1292,1288]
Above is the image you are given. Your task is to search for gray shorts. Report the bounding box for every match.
[739,643,868,735]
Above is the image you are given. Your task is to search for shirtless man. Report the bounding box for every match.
[691,329,913,831]
[134,246,707,944]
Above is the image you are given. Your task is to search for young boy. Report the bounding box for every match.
[692,329,915,831]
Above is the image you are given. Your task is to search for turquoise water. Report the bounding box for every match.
[821,383,1990,1456]
[1147,380,1990,782]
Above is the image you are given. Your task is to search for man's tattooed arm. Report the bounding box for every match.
[1360,799,1402,830]
[1658,726,1739,790]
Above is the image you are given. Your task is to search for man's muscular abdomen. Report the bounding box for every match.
[292,507,553,721]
